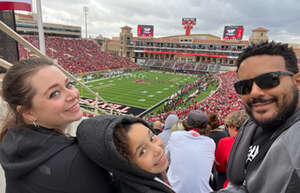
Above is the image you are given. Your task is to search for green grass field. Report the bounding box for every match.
[77,71,199,109]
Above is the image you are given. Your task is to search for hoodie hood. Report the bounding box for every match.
[77,115,160,180]
[0,125,74,179]
[163,114,178,131]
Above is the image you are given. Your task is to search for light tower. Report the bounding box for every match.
[182,18,196,36]
[83,6,88,38]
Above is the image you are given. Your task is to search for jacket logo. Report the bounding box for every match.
[39,165,51,175]
[247,145,259,163]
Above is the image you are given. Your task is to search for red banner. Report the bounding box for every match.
[0,0,32,11]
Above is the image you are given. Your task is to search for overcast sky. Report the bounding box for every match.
[30,0,300,43]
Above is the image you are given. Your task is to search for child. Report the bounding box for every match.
[77,115,175,193]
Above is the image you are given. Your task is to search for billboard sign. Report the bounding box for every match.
[223,26,244,40]
[182,18,196,25]
[137,25,154,37]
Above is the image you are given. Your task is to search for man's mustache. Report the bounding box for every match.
[247,97,276,107]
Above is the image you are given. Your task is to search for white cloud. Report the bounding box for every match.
[30,0,300,42]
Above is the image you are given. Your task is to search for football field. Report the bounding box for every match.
[77,71,199,109]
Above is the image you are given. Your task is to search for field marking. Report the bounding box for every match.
[138,99,146,102]
[148,95,155,97]
[95,83,115,89]
[163,88,169,90]
[141,91,148,94]
[80,71,200,109]
[169,77,180,82]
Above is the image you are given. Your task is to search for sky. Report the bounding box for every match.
[30,0,300,43]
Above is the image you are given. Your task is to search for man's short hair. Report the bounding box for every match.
[236,41,298,74]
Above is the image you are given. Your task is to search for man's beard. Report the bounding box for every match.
[245,85,299,130]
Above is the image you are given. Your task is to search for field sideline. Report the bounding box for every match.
[77,71,199,109]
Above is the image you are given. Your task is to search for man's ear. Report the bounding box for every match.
[293,72,300,90]
[16,105,36,123]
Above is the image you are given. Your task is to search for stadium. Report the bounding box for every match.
[0,12,300,120]
[1,4,300,192]
[2,13,298,121]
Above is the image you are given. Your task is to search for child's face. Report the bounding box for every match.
[127,123,169,174]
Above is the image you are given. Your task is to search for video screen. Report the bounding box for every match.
[137,25,154,37]
[223,26,244,40]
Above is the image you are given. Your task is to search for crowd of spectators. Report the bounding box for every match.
[146,71,243,123]
[145,59,217,72]
[18,35,140,74]
[156,74,215,113]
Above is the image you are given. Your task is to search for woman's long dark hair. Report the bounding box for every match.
[1,58,54,141]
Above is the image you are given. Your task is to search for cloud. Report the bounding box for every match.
[36,0,300,42]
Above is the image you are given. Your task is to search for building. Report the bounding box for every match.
[15,13,81,38]
[104,26,250,72]
[103,26,300,72]
[249,27,269,45]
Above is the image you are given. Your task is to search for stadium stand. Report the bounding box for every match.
[145,71,243,123]
[18,35,140,74]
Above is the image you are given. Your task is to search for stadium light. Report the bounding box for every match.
[83,6,88,38]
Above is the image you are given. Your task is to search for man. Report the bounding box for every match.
[152,120,163,135]
[158,114,178,146]
[221,42,300,193]
[167,110,215,193]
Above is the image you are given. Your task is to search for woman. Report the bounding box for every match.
[215,110,248,188]
[77,115,175,193]
[0,58,113,193]
[207,112,228,146]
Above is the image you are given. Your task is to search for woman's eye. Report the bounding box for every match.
[66,81,74,88]
[49,90,59,98]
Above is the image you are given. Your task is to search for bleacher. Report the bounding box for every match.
[18,35,140,74]
[146,71,242,123]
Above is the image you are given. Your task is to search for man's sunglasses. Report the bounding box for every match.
[234,71,294,95]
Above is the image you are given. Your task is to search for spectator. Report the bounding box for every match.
[207,112,229,191]
[166,110,215,193]
[77,115,175,193]
[214,110,248,189]
[152,120,163,135]
[158,114,179,148]
[170,120,185,132]
[0,58,113,193]
[208,112,228,146]
[219,42,300,193]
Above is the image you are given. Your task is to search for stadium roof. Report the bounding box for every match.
[252,27,269,32]
[121,26,132,30]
